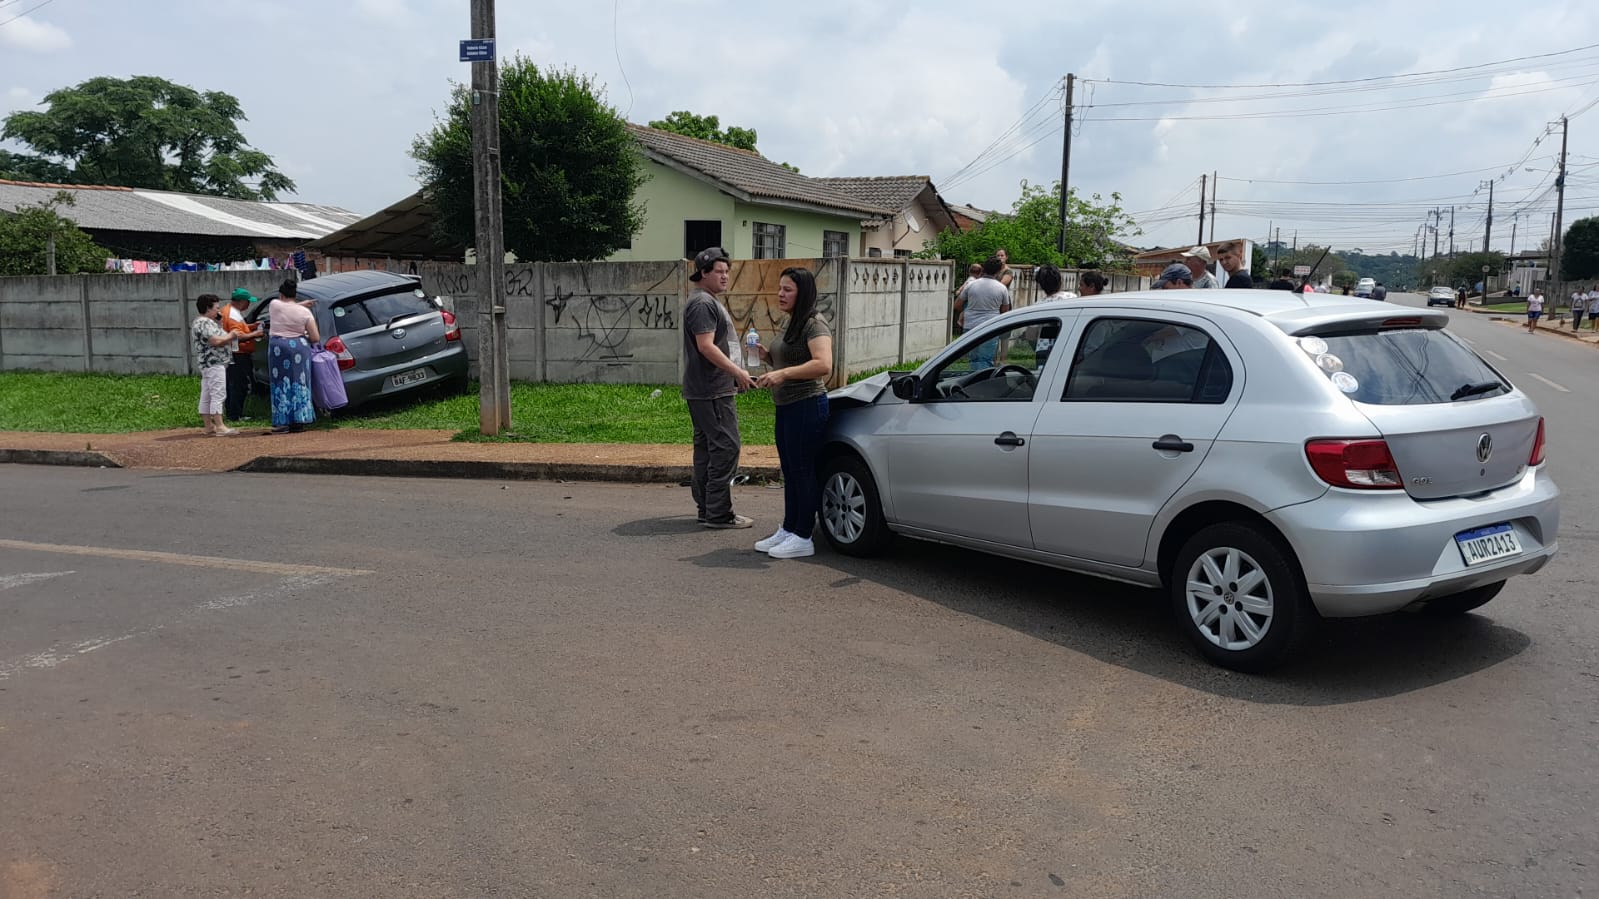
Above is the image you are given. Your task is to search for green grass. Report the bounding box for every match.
[1478,301,1528,313]
[0,361,937,440]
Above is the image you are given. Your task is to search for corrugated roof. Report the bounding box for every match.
[0,179,361,239]
[625,124,891,217]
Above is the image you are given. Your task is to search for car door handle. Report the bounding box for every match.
[994,432,1026,447]
[1152,434,1194,453]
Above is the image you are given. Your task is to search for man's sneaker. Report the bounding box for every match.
[703,514,754,530]
[767,534,815,559]
[754,528,793,552]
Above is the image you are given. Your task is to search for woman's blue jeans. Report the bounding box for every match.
[775,393,830,539]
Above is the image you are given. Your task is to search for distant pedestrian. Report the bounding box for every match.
[952,262,983,334]
[1179,246,1221,288]
[1155,262,1194,290]
[222,288,259,422]
[1076,270,1109,296]
[751,267,833,560]
[1372,282,1387,302]
[1526,290,1543,332]
[1215,241,1252,288]
[994,247,1015,289]
[962,256,1012,368]
[191,294,255,437]
[1588,290,1599,330]
[1457,287,1467,309]
[1573,291,1587,331]
[267,279,320,433]
[682,247,756,530]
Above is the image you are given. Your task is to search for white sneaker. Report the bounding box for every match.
[754,528,794,552]
[767,534,815,559]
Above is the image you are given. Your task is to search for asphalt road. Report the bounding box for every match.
[2,299,1596,898]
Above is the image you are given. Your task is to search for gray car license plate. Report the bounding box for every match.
[1455,523,1522,566]
[391,367,429,388]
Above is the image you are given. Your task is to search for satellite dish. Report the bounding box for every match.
[903,210,921,233]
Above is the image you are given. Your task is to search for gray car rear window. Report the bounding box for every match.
[1319,329,1506,405]
[332,292,435,335]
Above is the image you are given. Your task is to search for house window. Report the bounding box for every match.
[894,249,912,258]
[684,220,722,260]
[867,248,882,258]
[752,222,786,259]
[823,230,849,257]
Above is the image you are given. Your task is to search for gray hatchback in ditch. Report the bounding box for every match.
[249,271,468,408]
[820,290,1559,671]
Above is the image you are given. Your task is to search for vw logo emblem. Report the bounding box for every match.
[392,327,406,339]
[1476,433,1493,463]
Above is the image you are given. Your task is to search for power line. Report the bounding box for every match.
[1080,42,1599,90]
[0,0,58,28]
[938,83,1062,189]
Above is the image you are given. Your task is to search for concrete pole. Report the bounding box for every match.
[1197,173,1207,246]
[1551,116,1569,310]
[46,234,57,276]
[471,0,511,434]
[1482,179,1494,252]
[1208,171,1217,244]
[1057,74,1074,257]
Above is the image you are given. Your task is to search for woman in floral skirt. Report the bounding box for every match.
[266,280,321,433]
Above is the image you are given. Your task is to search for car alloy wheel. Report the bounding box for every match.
[820,455,890,557]
[1171,522,1313,672]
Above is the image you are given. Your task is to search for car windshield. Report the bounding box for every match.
[332,290,436,335]
[1318,328,1507,405]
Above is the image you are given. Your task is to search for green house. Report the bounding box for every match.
[610,124,892,263]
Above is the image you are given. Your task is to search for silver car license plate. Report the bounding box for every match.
[391,367,429,388]
[1455,523,1522,566]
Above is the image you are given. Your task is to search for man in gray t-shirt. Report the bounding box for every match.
[961,255,1012,368]
[682,246,756,529]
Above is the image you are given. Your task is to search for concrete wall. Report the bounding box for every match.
[1,260,953,384]
[0,271,286,374]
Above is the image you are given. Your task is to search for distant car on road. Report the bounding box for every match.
[1354,278,1376,298]
[1427,286,1457,307]
[248,271,468,409]
[820,289,1559,672]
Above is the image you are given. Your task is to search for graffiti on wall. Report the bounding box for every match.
[545,263,683,361]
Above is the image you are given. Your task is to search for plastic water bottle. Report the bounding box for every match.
[745,326,761,371]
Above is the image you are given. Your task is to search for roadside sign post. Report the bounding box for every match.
[465,8,510,435]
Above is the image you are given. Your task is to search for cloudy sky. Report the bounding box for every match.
[3,0,1597,255]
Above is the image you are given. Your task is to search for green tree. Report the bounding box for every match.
[1443,251,1505,289]
[0,191,108,276]
[1332,270,1358,290]
[412,57,646,262]
[1,76,294,200]
[1561,216,1599,280]
[0,149,74,183]
[923,180,1139,270]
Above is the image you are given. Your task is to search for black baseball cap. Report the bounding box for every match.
[689,246,730,282]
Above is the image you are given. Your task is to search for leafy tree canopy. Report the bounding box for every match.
[922,180,1140,271]
[0,191,108,276]
[412,57,645,262]
[1561,216,1599,281]
[1,76,294,200]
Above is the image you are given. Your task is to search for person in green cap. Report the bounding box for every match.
[222,288,260,421]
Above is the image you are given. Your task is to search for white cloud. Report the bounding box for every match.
[0,15,72,52]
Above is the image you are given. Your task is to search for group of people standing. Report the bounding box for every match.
[680,247,833,561]
[189,279,322,436]
[1568,288,1599,332]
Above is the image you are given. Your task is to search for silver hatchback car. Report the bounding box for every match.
[820,290,1559,671]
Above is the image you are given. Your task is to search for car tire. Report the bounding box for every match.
[1171,522,1315,672]
[1421,581,1504,616]
[820,454,891,557]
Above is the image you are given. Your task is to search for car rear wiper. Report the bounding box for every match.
[385,311,428,329]
[1450,381,1504,401]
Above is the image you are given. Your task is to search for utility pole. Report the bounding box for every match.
[1273,226,1281,271]
[1208,170,1217,243]
[469,0,510,434]
[1431,208,1441,258]
[1057,74,1074,256]
[1480,179,1494,253]
[1448,206,1455,257]
[1551,115,1569,308]
[46,234,56,276]
[1510,212,1518,257]
[1197,173,1207,245]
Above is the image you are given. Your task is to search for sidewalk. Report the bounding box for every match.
[0,426,782,483]
[1471,303,1599,345]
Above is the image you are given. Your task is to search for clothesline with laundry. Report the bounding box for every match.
[103,251,318,276]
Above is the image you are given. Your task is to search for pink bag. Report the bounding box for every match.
[309,345,349,410]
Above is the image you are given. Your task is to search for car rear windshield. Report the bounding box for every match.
[1318,328,1507,405]
[331,291,436,335]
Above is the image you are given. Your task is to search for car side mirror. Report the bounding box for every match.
[890,374,920,401]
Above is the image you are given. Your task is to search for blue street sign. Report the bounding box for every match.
[459,39,495,62]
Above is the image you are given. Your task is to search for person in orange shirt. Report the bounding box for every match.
[222,289,263,422]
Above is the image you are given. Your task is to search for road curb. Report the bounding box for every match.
[0,449,122,468]
[235,455,783,484]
